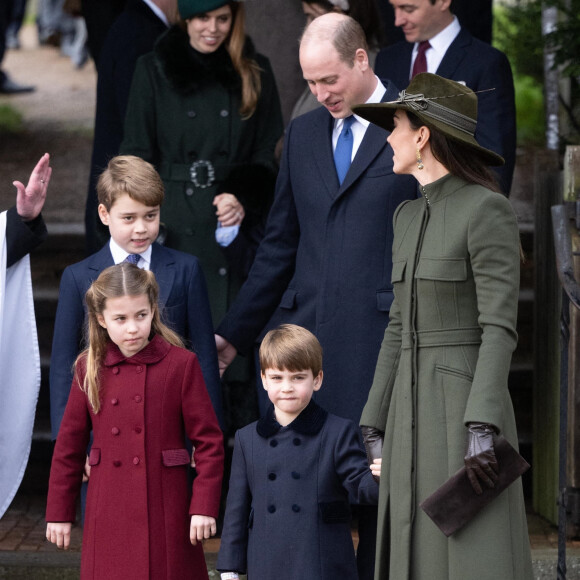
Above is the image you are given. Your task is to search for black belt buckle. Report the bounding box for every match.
[189,160,215,189]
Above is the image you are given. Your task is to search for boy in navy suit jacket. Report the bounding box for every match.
[50,155,222,443]
[217,325,378,579]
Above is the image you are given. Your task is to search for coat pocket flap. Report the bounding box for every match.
[376,290,394,312]
[162,448,191,467]
[279,288,297,309]
[390,259,406,283]
[415,258,467,281]
[319,500,351,523]
[88,448,101,466]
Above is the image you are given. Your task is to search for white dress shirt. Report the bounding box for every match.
[332,76,387,161]
[409,16,461,79]
[109,238,152,270]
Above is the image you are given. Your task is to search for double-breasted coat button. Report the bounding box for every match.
[218,267,227,276]
[111,427,120,436]
[186,187,194,196]
[134,426,142,434]
[293,438,301,446]
[292,504,301,513]
[267,505,276,514]
[111,398,118,406]
[268,473,276,481]
[134,395,142,403]
[187,110,196,118]
[291,471,300,480]
[112,367,119,375]
[136,366,143,373]
[270,439,278,448]
[133,457,140,465]
[220,109,229,117]
[113,460,121,467]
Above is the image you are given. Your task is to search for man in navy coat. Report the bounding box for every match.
[85,0,177,253]
[215,13,416,578]
[375,0,516,195]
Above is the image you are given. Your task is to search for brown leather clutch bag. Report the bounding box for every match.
[419,436,530,537]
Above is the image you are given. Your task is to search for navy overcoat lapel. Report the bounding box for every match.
[150,243,175,308]
[435,28,470,79]
[334,80,401,199]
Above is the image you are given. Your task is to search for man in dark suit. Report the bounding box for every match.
[215,13,416,578]
[375,0,516,195]
[85,0,177,253]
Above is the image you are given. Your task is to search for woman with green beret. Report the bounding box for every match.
[121,0,283,423]
[353,73,533,580]
[121,0,283,327]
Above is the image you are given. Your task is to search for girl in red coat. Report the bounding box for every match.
[46,263,224,579]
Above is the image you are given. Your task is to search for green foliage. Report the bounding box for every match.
[494,1,545,146]
[0,105,23,133]
[544,0,580,78]
[494,1,543,82]
[514,75,545,146]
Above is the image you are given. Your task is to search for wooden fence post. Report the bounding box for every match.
[533,149,561,523]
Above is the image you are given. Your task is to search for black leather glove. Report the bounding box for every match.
[361,425,383,483]
[464,422,499,495]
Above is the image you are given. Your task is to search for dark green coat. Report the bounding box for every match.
[361,175,532,580]
[120,26,283,327]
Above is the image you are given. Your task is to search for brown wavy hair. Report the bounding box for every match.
[225,2,262,119]
[75,263,183,414]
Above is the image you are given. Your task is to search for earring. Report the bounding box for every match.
[416,148,424,170]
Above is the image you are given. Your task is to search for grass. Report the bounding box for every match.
[0,105,23,133]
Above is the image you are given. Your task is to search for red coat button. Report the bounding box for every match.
[134,426,142,434]
[133,457,140,465]
[112,367,119,375]
[134,395,142,403]
[136,366,143,373]
[113,460,121,467]
[111,427,120,436]
[111,398,119,406]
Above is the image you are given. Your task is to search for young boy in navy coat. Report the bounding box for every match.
[217,324,378,579]
[50,155,222,441]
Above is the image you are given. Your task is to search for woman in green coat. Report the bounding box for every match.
[121,0,283,328]
[353,74,533,580]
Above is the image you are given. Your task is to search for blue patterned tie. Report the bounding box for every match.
[334,115,355,184]
[125,254,140,265]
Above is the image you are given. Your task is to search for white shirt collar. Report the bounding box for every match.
[335,76,386,132]
[109,238,152,270]
[411,16,461,77]
[141,0,170,27]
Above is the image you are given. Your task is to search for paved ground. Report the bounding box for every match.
[0,24,94,225]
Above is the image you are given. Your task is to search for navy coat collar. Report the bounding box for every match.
[257,400,328,438]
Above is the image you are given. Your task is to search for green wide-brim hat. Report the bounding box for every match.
[178,0,236,20]
[352,73,504,167]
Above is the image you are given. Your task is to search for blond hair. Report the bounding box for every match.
[96,155,165,211]
[76,263,183,414]
[259,324,323,377]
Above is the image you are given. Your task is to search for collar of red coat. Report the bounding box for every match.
[256,400,328,438]
[103,334,172,367]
